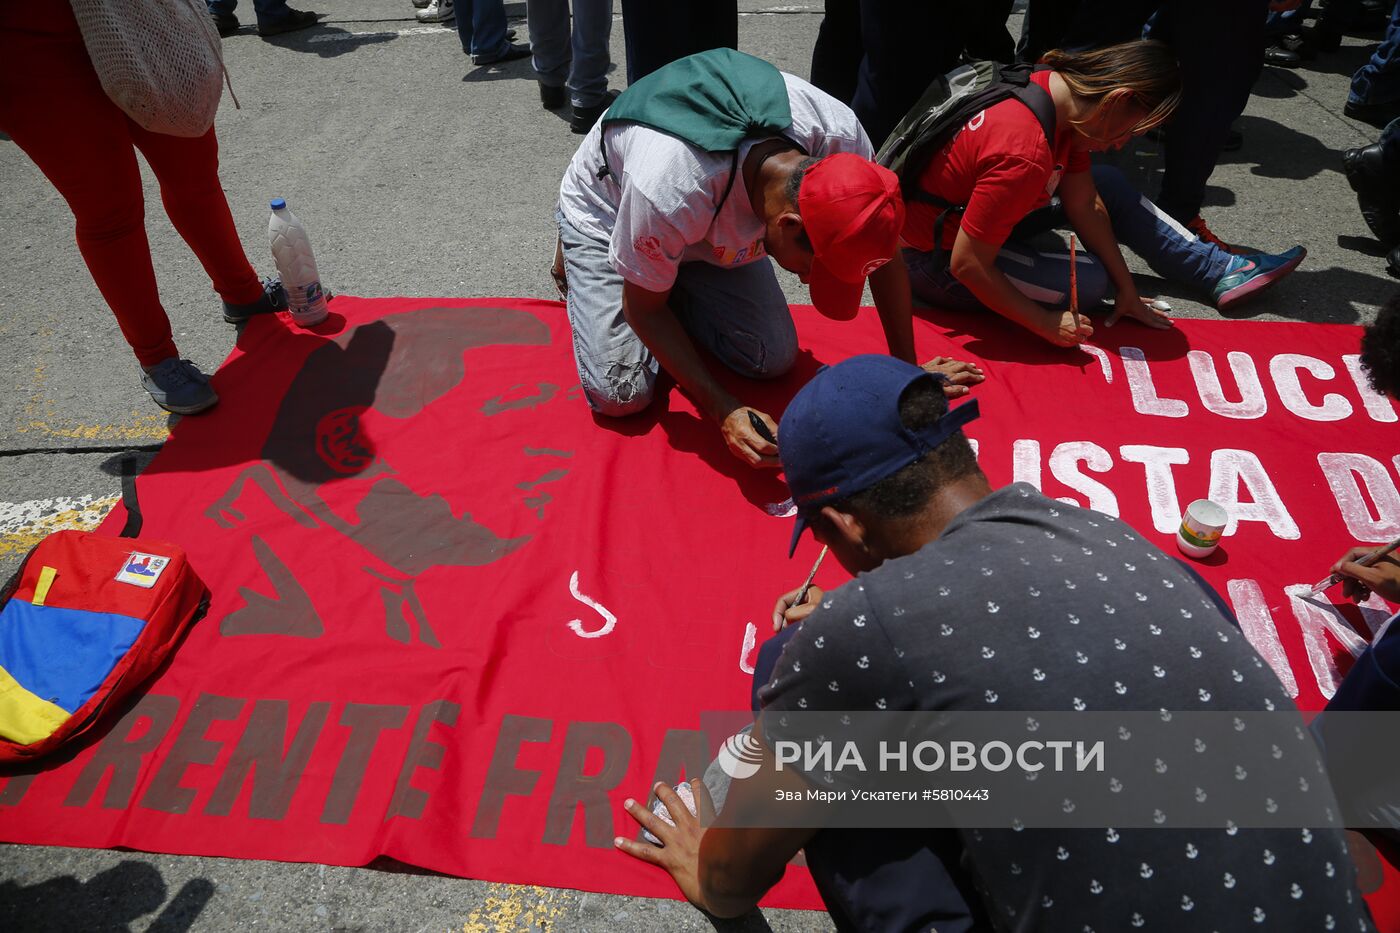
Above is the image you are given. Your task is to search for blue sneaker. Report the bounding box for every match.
[1212,246,1307,311]
[223,277,289,324]
[140,358,218,415]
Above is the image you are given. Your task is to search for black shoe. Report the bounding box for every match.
[1345,142,1400,245]
[223,277,289,324]
[570,90,618,134]
[1265,44,1303,67]
[539,82,566,110]
[213,12,239,36]
[257,9,318,37]
[1344,97,1400,129]
[472,41,530,65]
[1388,243,1400,279]
[1343,143,1400,246]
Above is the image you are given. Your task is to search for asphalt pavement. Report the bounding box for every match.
[1,2,1396,929]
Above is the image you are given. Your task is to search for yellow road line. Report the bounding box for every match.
[460,883,575,933]
[0,496,120,558]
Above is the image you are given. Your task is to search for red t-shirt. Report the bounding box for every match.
[901,70,1089,253]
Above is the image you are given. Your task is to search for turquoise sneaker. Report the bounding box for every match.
[140,358,218,415]
[1212,246,1307,311]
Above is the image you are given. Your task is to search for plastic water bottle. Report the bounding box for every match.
[267,197,329,327]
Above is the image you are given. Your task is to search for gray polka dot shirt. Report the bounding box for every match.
[759,484,1374,932]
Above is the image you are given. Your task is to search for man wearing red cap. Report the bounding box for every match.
[555,49,981,468]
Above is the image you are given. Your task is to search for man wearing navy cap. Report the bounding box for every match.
[616,355,1372,931]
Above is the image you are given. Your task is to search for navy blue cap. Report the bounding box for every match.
[270,197,286,210]
[778,354,980,556]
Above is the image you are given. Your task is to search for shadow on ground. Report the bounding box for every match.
[0,860,214,933]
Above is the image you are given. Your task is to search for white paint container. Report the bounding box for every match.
[1177,498,1228,558]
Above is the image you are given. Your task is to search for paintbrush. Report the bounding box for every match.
[1069,233,1078,316]
[778,545,829,631]
[1306,535,1400,597]
[794,545,828,609]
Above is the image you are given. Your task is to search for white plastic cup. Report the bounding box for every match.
[1177,499,1227,559]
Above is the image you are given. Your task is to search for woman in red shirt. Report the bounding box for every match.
[901,40,1306,348]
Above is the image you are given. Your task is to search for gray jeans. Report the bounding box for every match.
[558,211,799,417]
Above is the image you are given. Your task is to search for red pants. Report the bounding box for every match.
[0,2,263,368]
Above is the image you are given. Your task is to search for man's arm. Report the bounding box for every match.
[867,257,917,364]
[697,720,820,916]
[622,279,779,467]
[615,720,818,918]
[869,254,986,395]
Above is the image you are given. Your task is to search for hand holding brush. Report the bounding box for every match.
[1311,537,1400,602]
[773,546,829,631]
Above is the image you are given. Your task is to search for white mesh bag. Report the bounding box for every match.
[68,0,234,138]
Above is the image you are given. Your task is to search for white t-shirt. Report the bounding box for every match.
[557,72,873,293]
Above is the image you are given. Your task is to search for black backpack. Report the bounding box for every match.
[876,61,1057,262]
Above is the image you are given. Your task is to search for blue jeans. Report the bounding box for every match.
[905,164,1236,311]
[526,0,613,108]
[454,0,510,60]
[1351,0,1400,107]
[557,210,798,417]
[205,0,292,21]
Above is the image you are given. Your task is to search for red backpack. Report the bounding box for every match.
[0,470,207,762]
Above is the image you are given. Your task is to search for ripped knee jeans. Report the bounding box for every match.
[557,208,797,418]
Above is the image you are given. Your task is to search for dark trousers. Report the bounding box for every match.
[1148,0,1268,223]
[1383,116,1400,163]
[1265,0,1361,40]
[1018,0,1267,223]
[1017,0,1148,61]
[811,0,1014,152]
[810,0,863,107]
[617,0,737,85]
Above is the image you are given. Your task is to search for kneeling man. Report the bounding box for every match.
[556,49,979,468]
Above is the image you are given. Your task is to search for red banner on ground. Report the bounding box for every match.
[0,298,1395,921]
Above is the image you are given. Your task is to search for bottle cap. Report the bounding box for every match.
[270,197,287,210]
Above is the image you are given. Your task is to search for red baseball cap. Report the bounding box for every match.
[797,153,906,321]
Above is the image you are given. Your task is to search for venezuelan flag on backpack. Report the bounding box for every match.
[0,530,208,761]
